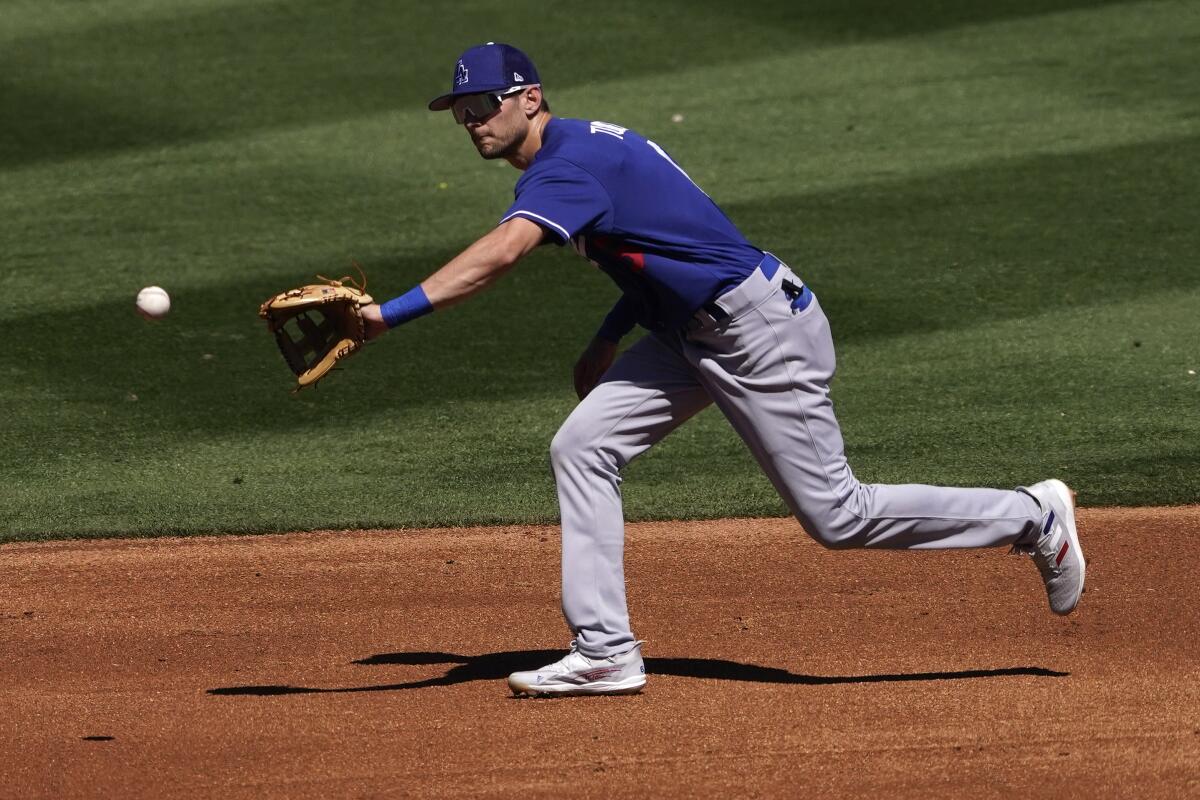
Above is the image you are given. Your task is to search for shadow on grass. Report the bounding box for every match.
[2,0,1141,168]
[207,648,1068,695]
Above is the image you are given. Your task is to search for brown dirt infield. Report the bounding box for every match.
[1,507,1198,799]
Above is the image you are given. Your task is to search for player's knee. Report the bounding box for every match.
[549,426,579,472]
[549,421,601,473]
[550,420,623,480]
[813,531,859,550]
[801,508,868,550]
[808,525,858,550]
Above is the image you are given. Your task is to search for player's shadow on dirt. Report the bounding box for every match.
[206,650,1068,696]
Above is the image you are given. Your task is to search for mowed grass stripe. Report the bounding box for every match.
[0,0,272,41]
[6,127,1197,379]
[3,0,1147,166]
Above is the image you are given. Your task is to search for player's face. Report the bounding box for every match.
[463,91,530,160]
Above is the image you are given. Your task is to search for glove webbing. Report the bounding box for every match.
[281,310,338,371]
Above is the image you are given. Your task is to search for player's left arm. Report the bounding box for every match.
[362,217,546,339]
[572,295,637,399]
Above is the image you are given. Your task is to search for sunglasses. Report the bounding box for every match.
[450,86,529,124]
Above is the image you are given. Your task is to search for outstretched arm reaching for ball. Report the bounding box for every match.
[361,217,547,340]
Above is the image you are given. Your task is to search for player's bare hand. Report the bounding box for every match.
[360,303,389,341]
[573,337,618,400]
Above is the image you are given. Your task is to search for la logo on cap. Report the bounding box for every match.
[455,60,469,86]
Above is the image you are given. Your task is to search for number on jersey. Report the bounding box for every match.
[589,121,628,139]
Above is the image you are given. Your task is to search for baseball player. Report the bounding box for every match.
[360,43,1086,697]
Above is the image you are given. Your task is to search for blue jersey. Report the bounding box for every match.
[500,118,765,336]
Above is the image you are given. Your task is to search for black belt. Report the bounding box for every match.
[689,278,810,332]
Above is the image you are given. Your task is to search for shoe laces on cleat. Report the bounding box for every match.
[542,640,591,674]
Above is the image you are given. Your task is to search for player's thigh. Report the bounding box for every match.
[552,334,712,469]
[687,291,854,516]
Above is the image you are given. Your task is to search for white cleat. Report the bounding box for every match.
[508,641,647,697]
[1018,479,1086,615]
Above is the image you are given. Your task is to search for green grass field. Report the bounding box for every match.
[2,0,1198,541]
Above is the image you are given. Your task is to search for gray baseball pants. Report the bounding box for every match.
[551,258,1044,658]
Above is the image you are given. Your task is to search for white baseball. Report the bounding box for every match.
[136,286,171,320]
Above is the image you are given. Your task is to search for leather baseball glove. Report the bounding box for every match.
[258,272,374,391]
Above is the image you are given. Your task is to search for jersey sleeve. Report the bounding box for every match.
[500,158,612,245]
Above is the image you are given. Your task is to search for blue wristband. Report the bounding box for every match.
[379,285,434,329]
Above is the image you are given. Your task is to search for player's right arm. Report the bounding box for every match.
[361,217,546,340]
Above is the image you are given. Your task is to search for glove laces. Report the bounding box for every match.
[316,260,368,293]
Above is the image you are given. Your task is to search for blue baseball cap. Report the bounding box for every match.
[428,42,541,111]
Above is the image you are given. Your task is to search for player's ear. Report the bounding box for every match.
[522,86,543,118]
